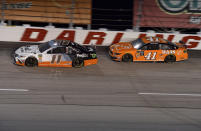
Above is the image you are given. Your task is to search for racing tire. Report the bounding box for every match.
[164,55,176,63]
[122,54,133,62]
[25,57,38,67]
[72,58,84,68]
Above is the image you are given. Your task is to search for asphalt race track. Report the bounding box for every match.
[0,42,201,131]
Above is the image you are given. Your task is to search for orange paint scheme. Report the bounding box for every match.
[15,59,98,67]
[38,59,98,67]
[84,59,98,66]
[15,61,25,66]
[38,61,72,67]
[109,37,188,62]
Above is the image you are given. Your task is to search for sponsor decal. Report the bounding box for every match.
[177,50,183,55]
[38,54,42,58]
[38,54,42,62]
[136,51,144,57]
[162,50,175,54]
[136,53,140,58]
[77,54,88,58]
[91,53,97,58]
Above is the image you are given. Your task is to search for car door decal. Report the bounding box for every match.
[56,55,62,63]
[144,52,157,60]
[51,55,56,63]
[51,55,62,64]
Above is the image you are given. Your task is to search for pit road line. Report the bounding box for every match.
[138,92,201,97]
[0,89,29,92]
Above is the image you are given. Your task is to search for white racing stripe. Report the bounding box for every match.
[138,93,201,97]
[0,89,29,92]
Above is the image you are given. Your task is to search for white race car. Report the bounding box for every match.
[13,40,97,67]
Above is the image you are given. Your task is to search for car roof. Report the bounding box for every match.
[141,37,169,44]
[139,36,177,47]
[48,39,71,47]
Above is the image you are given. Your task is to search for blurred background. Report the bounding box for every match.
[0,0,201,34]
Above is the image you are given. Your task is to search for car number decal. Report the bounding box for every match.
[56,55,62,63]
[51,55,62,64]
[144,52,157,60]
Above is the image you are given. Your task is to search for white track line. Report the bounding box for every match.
[0,89,29,92]
[138,93,201,97]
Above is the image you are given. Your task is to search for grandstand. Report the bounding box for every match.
[0,0,91,28]
[0,0,133,30]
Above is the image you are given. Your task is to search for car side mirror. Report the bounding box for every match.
[179,40,185,44]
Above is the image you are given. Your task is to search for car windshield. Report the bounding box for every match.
[131,38,145,49]
[38,42,51,52]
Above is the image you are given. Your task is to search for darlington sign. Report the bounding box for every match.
[0,26,201,49]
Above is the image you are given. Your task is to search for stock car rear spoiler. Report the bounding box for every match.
[178,40,187,48]
[86,44,96,52]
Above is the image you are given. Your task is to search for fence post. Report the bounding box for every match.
[69,0,75,28]
[1,0,5,25]
[8,20,11,25]
[134,0,143,31]
[87,24,91,30]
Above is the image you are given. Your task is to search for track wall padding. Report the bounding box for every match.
[0,26,201,50]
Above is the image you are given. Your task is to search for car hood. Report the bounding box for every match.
[110,42,133,52]
[15,45,40,54]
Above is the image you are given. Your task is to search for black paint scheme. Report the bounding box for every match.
[52,40,97,60]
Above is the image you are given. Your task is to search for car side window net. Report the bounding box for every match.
[141,44,159,50]
[160,44,176,50]
[47,47,66,54]
[160,44,170,50]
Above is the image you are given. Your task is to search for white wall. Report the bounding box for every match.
[0,26,201,50]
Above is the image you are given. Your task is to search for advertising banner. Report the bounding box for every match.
[0,26,201,50]
[133,0,201,28]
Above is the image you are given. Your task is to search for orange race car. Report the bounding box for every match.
[109,36,188,63]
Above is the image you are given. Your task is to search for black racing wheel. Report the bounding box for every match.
[164,55,176,63]
[122,54,133,62]
[25,57,38,67]
[72,58,84,68]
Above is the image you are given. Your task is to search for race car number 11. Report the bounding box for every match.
[51,55,62,64]
[144,52,157,60]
